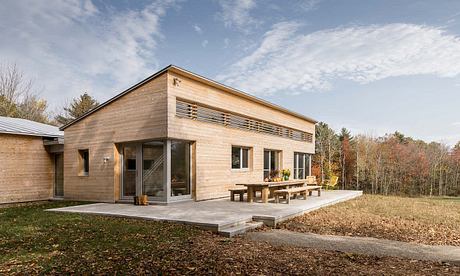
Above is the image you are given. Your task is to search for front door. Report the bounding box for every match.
[122,145,138,198]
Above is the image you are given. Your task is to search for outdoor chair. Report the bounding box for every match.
[323,176,339,190]
[306,176,317,185]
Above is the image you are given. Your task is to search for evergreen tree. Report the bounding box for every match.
[55,93,99,125]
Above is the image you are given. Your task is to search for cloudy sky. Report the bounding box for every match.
[2,0,460,145]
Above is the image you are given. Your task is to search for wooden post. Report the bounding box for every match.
[262,187,269,203]
[247,186,254,203]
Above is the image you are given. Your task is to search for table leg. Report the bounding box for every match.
[247,186,254,203]
[262,187,269,203]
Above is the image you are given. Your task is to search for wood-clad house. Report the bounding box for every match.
[60,65,317,203]
[0,116,64,204]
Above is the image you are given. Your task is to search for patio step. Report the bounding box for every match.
[218,221,264,237]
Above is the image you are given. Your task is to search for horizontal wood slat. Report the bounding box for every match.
[176,100,313,143]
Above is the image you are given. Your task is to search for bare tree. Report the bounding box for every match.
[0,62,50,123]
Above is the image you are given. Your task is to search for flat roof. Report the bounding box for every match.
[0,116,63,138]
[60,65,317,130]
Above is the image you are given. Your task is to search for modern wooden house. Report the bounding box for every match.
[0,116,64,204]
[60,65,316,204]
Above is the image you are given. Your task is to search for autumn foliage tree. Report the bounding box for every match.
[313,122,460,197]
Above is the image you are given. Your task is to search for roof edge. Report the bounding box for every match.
[60,64,317,130]
[60,64,172,130]
[168,65,318,124]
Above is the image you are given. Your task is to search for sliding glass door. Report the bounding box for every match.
[142,141,165,200]
[264,149,280,180]
[121,139,191,202]
[171,140,191,198]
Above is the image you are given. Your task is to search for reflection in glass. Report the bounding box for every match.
[142,141,164,198]
[171,141,190,196]
[123,145,137,197]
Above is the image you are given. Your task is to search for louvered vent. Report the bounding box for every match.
[176,99,313,143]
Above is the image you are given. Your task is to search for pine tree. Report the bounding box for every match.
[55,93,99,125]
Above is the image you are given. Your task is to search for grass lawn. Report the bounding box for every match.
[280,194,460,246]
[0,200,459,275]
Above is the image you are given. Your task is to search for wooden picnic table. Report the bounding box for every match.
[236,180,308,203]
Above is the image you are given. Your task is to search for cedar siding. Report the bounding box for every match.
[0,134,53,204]
[63,73,168,202]
[167,71,315,200]
[61,66,315,202]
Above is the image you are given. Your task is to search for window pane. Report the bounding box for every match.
[171,141,190,196]
[264,150,269,170]
[299,169,304,179]
[123,146,137,197]
[232,147,241,169]
[270,151,278,170]
[143,141,164,197]
[305,154,310,176]
[242,148,249,168]
[83,151,89,173]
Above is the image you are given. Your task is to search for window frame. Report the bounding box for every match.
[293,152,311,179]
[264,149,281,180]
[78,149,89,176]
[231,146,250,170]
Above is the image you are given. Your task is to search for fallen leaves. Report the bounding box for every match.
[279,195,460,246]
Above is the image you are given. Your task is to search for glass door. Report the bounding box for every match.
[122,145,137,198]
[142,141,165,200]
[264,149,280,180]
[171,140,191,198]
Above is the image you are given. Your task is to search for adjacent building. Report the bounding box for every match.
[0,116,63,204]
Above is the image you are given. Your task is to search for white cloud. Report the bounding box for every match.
[217,22,460,95]
[193,24,203,34]
[452,122,460,126]
[217,0,259,32]
[0,0,175,107]
[201,40,209,47]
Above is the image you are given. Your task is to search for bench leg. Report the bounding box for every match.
[287,193,290,204]
[318,189,321,196]
[275,194,279,204]
[309,190,312,196]
[231,191,235,201]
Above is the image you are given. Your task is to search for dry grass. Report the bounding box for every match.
[1,201,459,275]
[280,195,460,246]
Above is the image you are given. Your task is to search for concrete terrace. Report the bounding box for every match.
[48,190,362,237]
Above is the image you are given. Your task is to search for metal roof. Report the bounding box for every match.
[61,65,318,130]
[0,116,63,138]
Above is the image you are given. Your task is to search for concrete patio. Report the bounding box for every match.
[48,190,362,236]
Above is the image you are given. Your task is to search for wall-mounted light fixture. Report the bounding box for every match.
[173,77,181,87]
[103,157,110,163]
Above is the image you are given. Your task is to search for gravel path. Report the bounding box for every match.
[247,230,460,265]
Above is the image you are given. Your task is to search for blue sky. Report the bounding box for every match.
[2,0,460,145]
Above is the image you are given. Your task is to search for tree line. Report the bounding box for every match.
[0,63,99,126]
[314,122,460,197]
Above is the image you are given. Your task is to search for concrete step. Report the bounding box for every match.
[218,221,264,237]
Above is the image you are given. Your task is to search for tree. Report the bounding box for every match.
[0,62,50,124]
[55,93,99,125]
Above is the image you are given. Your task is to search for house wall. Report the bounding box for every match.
[0,134,53,204]
[166,71,316,201]
[63,73,168,202]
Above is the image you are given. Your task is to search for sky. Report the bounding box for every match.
[1,0,460,145]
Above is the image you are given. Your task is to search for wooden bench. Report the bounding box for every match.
[229,187,247,201]
[274,187,308,204]
[306,185,322,196]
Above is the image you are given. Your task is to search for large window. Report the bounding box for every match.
[294,152,311,179]
[171,140,191,197]
[232,146,249,169]
[264,149,280,180]
[78,149,89,176]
